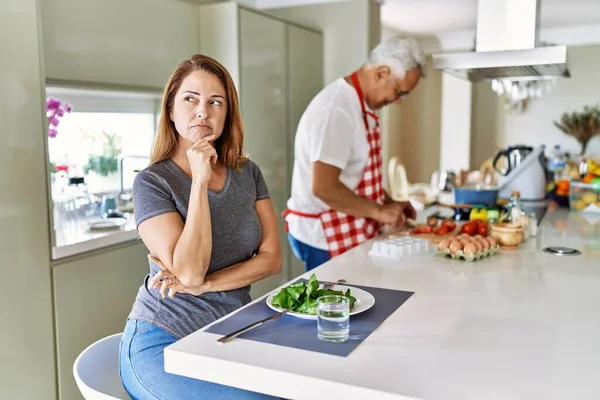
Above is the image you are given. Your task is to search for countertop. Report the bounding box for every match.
[164,207,600,400]
[52,213,138,259]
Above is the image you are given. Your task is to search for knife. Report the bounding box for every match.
[217,309,290,344]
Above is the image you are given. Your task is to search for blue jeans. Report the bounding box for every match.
[119,319,280,400]
[287,233,331,272]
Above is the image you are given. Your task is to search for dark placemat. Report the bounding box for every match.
[205,283,414,357]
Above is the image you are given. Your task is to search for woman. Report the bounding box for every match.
[119,54,282,400]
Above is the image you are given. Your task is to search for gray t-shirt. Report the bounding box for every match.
[128,158,270,339]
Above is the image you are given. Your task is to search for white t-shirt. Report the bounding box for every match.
[286,78,373,250]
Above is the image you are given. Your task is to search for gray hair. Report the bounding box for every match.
[367,37,425,79]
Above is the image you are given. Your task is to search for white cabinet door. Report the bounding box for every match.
[287,25,324,279]
[239,9,289,296]
[53,243,149,400]
[0,1,56,399]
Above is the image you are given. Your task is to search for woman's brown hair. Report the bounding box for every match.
[150,54,246,169]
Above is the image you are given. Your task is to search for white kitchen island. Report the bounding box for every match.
[164,208,600,400]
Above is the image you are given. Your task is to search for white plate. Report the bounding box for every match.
[266,284,376,320]
[88,218,128,230]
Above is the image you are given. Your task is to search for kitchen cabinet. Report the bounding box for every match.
[286,24,324,278]
[52,242,149,400]
[41,0,199,89]
[239,9,289,295]
[199,3,324,295]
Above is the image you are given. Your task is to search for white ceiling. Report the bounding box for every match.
[381,0,600,35]
[183,0,600,50]
[179,0,351,7]
[184,0,600,33]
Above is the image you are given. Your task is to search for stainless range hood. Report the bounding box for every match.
[432,0,570,82]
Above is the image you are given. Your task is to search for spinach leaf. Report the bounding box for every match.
[271,289,290,308]
[294,296,318,315]
[285,283,306,302]
[306,274,320,299]
[344,288,357,309]
[272,288,300,309]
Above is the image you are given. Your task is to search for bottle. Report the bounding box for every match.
[507,191,523,223]
[507,190,531,240]
[548,145,567,181]
[579,157,589,178]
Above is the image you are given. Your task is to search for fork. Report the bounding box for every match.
[323,278,346,291]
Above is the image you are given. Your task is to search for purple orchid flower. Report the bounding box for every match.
[46,97,72,138]
[46,97,61,110]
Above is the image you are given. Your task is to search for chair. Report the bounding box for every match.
[73,333,130,400]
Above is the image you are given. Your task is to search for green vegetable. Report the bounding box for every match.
[271,274,357,315]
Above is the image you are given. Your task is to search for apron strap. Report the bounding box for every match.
[350,72,371,133]
[281,208,321,232]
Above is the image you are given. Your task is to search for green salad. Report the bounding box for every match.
[270,274,357,315]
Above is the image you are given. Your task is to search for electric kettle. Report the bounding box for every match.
[492,145,534,176]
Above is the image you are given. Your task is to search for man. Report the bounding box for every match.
[283,36,425,271]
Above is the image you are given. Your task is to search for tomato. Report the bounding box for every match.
[478,223,488,237]
[412,226,433,234]
[440,219,456,231]
[460,221,477,236]
[434,226,448,235]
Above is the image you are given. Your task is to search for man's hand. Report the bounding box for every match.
[394,200,416,226]
[373,201,416,227]
[383,190,395,204]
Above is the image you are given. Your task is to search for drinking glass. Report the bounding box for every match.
[317,295,350,342]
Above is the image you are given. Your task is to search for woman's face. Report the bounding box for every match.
[170,70,228,144]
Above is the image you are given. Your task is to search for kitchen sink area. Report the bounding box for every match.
[51,188,137,259]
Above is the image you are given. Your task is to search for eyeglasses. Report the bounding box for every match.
[393,79,410,100]
[397,90,410,100]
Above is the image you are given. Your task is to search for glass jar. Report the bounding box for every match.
[520,213,530,240]
[67,177,96,219]
[528,213,538,237]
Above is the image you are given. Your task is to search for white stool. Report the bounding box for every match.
[73,333,130,400]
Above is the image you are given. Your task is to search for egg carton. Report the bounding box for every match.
[369,237,432,260]
[436,245,500,262]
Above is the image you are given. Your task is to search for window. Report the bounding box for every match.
[46,86,161,259]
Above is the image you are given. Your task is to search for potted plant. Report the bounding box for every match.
[553,105,600,155]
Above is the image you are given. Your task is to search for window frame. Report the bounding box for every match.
[45,83,162,260]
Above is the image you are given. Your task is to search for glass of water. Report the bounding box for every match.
[317,295,350,342]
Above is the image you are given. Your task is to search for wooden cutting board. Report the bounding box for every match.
[388,224,459,244]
